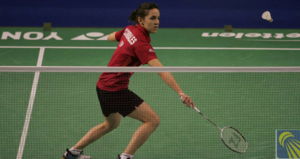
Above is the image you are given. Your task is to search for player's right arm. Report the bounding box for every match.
[148,59,194,107]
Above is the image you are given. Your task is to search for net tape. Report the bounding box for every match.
[0,66,300,72]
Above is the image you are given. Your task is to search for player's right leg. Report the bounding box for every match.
[62,113,121,159]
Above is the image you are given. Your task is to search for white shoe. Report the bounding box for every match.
[62,148,91,159]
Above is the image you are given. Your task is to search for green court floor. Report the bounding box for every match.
[0,27,300,159]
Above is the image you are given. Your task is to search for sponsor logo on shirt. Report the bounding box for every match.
[124,28,137,45]
[119,40,124,47]
[149,48,155,52]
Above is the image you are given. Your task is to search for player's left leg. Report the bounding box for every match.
[74,113,122,149]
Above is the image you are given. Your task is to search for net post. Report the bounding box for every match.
[43,22,52,32]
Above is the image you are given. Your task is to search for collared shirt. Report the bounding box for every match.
[97,24,158,91]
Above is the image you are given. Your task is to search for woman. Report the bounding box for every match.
[62,2,194,159]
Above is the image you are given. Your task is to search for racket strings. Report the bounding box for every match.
[221,127,248,153]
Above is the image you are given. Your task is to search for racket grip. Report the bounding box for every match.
[191,106,201,113]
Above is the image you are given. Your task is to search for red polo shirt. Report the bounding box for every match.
[97,24,158,91]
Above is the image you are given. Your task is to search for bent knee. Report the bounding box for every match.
[149,115,160,128]
[105,121,120,131]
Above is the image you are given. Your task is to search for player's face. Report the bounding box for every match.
[139,8,160,33]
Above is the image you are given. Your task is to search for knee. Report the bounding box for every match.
[149,115,160,129]
[105,121,120,131]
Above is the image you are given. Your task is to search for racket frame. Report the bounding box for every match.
[220,126,248,153]
[188,103,248,153]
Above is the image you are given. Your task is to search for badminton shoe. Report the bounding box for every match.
[62,148,91,159]
[117,154,131,159]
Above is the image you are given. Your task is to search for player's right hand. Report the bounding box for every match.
[179,93,195,108]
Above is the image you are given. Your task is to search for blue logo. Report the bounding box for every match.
[276,130,300,159]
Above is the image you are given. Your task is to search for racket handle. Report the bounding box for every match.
[190,105,201,113]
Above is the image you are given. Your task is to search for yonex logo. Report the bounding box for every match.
[228,133,241,148]
[276,130,300,159]
[0,31,108,41]
[1,32,63,40]
[71,32,108,40]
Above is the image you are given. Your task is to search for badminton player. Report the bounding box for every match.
[62,2,194,159]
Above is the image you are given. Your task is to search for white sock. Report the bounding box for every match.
[69,147,82,155]
[120,153,133,159]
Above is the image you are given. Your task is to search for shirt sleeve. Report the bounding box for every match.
[134,42,158,65]
[114,28,125,42]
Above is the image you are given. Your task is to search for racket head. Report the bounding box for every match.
[220,126,248,153]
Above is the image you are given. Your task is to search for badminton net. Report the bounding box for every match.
[0,66,300,159]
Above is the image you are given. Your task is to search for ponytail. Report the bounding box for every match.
[129,10,138,23]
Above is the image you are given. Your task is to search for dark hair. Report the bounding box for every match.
[129,2,159,24]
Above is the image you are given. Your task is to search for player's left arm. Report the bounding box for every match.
[148,59,194,107]
[107,32,117,41]
[107,28,125,42]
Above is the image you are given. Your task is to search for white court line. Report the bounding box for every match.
[0,46,300,50]
[244,40,300,42]
[16,47,45,159]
